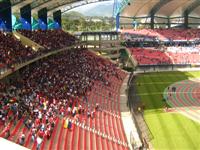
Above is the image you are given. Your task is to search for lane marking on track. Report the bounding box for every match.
[163,80,200,123]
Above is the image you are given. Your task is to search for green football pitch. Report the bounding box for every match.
[136,71,200,150]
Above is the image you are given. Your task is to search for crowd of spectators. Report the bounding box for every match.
[0,29,77,75]
[0,49,123,149]
[122,29,200,41]
[18,29,76,50]
[122,29,200,65]
[154,29,200,41]
[0,31,37,70]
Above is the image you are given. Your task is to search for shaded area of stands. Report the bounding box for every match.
[0,32,38,70]
[0,30,77,76]
[18,29,76,50]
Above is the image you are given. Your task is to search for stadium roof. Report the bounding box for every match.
[10,0,200,18]
[121,0,200,18]
[11,0,111,16]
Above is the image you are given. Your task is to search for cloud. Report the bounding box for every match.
[67,1,114,17]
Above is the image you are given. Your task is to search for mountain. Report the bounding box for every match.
[62,11,85,20]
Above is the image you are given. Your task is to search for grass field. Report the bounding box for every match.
[136,71,200,150]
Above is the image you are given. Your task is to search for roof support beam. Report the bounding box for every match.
[12,0,33,13]
[47,0,84,12]
[183,0,200,28]
[150,14,154,29]
[183,0,200,15]
[149,0,172,29]
[167,16,170,28]
[183,10,189,28]
[48,0,111,17]
[31,0,53,13]
[11,0,26,6]
[149,0,172,16]
[48,0,110,12]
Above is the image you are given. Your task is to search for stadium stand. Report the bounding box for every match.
[123,29,200,65]
[122,29,200,41]
[0,30,77,75]
[0,49,128,150]
[168,52,200,64]
[18,29,76,50]
[0,31,37,70]
[4,0,200,150]
[129,47,200,65]
[129,48,172,65]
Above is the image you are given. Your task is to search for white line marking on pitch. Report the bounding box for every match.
[137,82,172,85]
[137,92,200,96]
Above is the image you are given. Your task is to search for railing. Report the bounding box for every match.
[127,73,154,149]
[135,64,198,73]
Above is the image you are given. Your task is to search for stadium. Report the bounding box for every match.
[1,0,200,150]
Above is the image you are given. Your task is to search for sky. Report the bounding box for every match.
[67,0,115,17]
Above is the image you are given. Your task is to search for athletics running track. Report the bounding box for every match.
[163,79,200,123]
